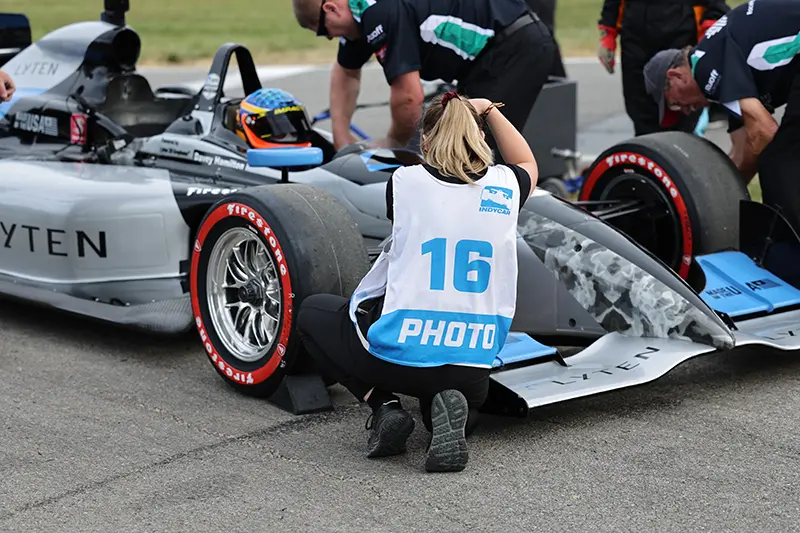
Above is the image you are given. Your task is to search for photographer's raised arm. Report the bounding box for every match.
[482,101,539,192]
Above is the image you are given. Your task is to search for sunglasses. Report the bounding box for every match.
[317,1,328,37]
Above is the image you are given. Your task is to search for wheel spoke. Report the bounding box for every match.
[205,227,283,363]
[244,308,258,345]
[260,309,276,343]
[265,280,281,305]
[227,258,249,287]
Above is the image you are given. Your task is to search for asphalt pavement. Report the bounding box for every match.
[1,61,799,533]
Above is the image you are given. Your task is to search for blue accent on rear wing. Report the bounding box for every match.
[697,251,800,318]
[493,332,557,369]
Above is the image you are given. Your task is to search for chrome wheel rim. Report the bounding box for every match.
[206,227,282,363]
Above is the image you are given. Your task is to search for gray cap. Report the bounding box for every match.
[643,48,682,126]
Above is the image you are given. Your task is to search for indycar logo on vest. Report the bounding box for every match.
[479,186,513,215]
[14,111,58,137]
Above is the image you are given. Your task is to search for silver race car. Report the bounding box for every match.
[1,1,798,416]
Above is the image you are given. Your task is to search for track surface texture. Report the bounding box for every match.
[2,61,798,532]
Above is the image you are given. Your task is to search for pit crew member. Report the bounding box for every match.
[598,0,730,136]
[527,0,566,78]
[296,93,537,473]
[643,0,800,229]
[291,0,555,158]
[0,70,14,102]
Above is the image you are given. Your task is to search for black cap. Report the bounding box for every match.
[643,48,682,126]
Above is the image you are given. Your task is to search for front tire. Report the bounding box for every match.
[190,184,370,397]
[579,132,750,278]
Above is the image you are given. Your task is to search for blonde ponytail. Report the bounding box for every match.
[420,92,494,184]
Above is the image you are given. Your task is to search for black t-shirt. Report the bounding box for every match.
[385,163,532,221]
[337,0,530,84]
[690,0,800,131]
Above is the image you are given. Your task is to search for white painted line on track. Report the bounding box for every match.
[167,55,602,93]
[180,65,317,91]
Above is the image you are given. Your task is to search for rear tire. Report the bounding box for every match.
[190,184,370,397]
[538,177,570,198]
[579,131,750,278]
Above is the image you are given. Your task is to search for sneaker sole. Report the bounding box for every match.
[425,390,469,472]
[367,412,415,458]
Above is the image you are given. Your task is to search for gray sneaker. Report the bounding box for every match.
[425,390,469,472]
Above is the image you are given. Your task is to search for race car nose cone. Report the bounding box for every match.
[238,281,264,304]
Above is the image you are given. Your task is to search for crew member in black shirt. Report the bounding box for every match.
[291,0,555,158]
[643,0,800,229]
[598,0,729,136]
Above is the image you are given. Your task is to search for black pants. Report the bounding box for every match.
[457,13,556,161]
[525,0,567,78]
[296,294,491,432]
[758,70,800,232]
[620,1,702,136]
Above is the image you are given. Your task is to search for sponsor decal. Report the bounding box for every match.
[375,44,387,64]
[201,73,220,100]
[747,0,755,15]
[704,16,727,38]
[13,62,59,77]
[522,347,661,389]
[0,221,106,258]
[192,150,247,170]
[479,186,513,215]
[190,202,294,385]
[14,111,58,136]
[273,105,303,115]
[580,151,694,278]
[705,69,720,94]
[704,278,780,300]
[186,186,240,196]
[366,24,384,44]
[70,113,87,145]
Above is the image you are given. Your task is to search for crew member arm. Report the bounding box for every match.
[727,97,778,183]
[329,62,363,149]
[359,0,425,148]
[384,71,424,148]
[598,0,623,28]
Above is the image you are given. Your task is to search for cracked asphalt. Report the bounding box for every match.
[2,62,799,532]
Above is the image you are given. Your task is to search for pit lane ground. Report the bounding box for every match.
[1,61,797,532]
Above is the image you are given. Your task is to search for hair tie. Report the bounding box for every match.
[441,91,459,108]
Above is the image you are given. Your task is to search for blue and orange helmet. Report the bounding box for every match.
[236,88,313,149]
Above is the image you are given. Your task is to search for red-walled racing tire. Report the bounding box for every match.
[579,132,750,279]
[190,184,370,397]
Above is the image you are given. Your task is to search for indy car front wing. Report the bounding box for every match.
[485,249,800,416]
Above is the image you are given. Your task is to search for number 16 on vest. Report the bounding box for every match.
[422,238,493,293]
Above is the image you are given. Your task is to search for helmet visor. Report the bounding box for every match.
[244,109,312,143]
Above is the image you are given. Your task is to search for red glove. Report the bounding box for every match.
[699,19,717,41]
[598,25,618,74]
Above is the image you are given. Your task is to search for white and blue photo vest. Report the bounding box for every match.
[349,164,521,369]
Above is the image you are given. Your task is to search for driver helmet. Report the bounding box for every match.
[236,88,313,149]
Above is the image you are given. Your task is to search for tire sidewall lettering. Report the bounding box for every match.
[190,201,294,386]
[581,151,693,278]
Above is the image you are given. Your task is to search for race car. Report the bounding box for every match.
[1,2,799,418]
